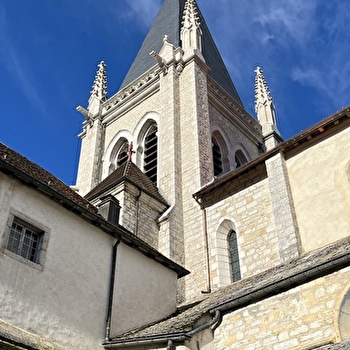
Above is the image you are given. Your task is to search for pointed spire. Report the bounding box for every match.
[120,0,242,104]
[255,66,274,116]
[88,61,107,115]
[254,66,282,149]
[91,61,107,101]
[181,0,203,56]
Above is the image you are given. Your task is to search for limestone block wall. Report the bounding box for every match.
[111,185,161,249]
[287,127,350,252]
[212,267,350,350]
[76,118,104,196]
[205,177,279,290]
[156,66,185,269]
[179,60,214,299]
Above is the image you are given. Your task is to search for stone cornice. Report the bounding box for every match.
[207,76,263,143]
[102,67,160,124]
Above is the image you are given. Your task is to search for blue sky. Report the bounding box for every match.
[1,0,349,185]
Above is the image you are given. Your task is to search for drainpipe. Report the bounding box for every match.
[134,188,142,236]
[186,310,221,337]
[105,238,121,341]
[201,207,211,294]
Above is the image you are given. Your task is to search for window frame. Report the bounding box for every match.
[1,209,50,270]
[143,124,158,185]
[227,229,241,282]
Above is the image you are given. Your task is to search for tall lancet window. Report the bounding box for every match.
[144,125,158,184]
[212,137,223,176]
[116,140,128,167]
[228,230,241,282]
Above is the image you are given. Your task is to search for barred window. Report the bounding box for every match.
[228,230,241,282]
[144,125,158,184]
[6,218,43,264]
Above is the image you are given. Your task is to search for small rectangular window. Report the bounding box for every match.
[6,218,43,264]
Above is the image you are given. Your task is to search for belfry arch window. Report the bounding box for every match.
[228,230,241,282]
[108,137,129,175]
[235,149,248,168]
[339,286,350,340]
[116,140,128,167]
[212,136,223,176]
[143,125,158,184]
[212,131,229,176]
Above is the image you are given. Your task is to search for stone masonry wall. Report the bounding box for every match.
[179,60,213,299]
[213,266,350,350]
[112,186,160,249]
[205,177,279,290]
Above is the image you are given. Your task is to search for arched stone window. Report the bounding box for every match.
[228,230,241,282]
[107,137,130,175]
[116,140,128,167]
[216,220,241,286]
[235,149,248,168]
[212,131,229,176]
[143,124,158,184]
[338,287,350,340]
[212,136,223,176]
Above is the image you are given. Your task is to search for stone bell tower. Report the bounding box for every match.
[75,0,268,300]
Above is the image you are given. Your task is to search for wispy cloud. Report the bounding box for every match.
[200,0,350,115]
[121,0,162,29]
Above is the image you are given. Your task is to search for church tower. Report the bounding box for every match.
[75,0,269,300]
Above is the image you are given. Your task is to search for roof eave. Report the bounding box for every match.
[194,105,350,202]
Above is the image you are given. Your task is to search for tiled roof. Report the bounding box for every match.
[0,142,98,214]
[0,142,187,278]
[108,235,350,344]
[120,0,242,104]
[85,161,168,206]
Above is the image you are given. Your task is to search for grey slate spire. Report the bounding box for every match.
[120,0,242,105]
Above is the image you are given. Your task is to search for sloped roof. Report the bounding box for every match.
[85,161,168,206]
[106,235,350,346]
[0,143,187,278]
[193,105,350,205]
[120,0,242,105]
[0,142,98,215]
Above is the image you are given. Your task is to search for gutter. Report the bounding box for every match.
[104,240,350,349]
[211,248,350,316]
[193,106,350,202]
[103,311,222,349]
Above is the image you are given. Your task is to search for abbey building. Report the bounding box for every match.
[1,0,350,349]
